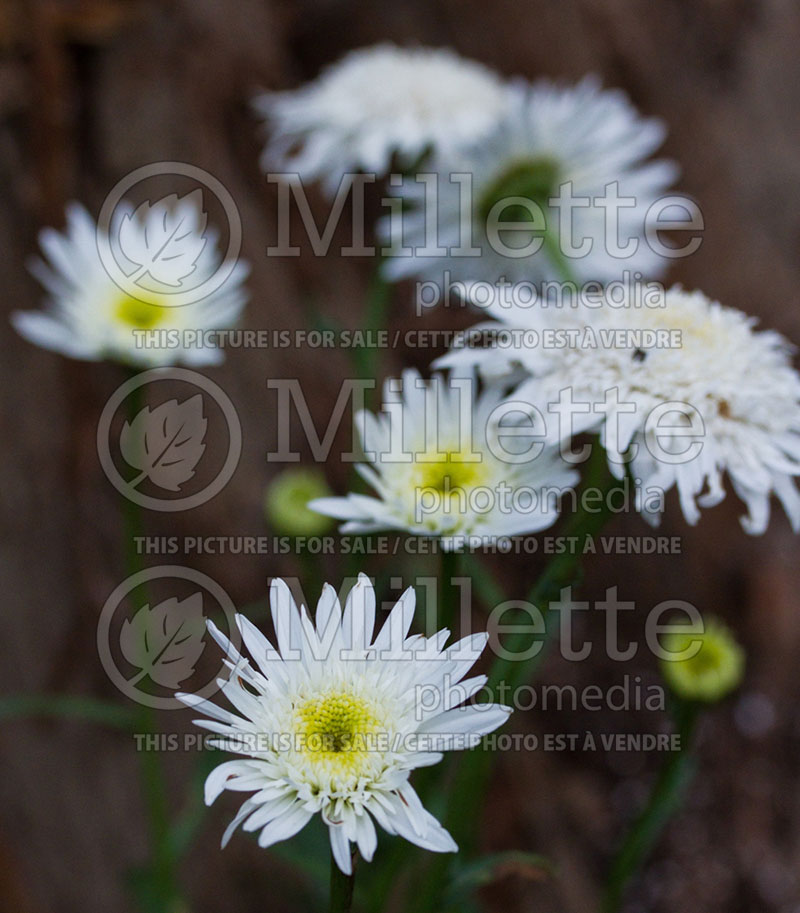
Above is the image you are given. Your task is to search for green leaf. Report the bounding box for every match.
[446,851,555,902]
[0,694,138,729]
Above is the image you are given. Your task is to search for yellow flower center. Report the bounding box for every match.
[413,449,485,496]
[114,294,168,329]
[296,691,383,775]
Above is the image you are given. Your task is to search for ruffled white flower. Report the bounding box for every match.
[309,369,578,549]
[12,201,249,367]
[442,287,800,533]
[381,76,677,286]
[178,575,511,873]
[255,44,513,195]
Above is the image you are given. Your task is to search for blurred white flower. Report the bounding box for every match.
[309,369,578,549]
[178,575,511,873]
[254,44,512,195]
[381,76,677,286]
[443,287,800,533]
[12,201,249,367]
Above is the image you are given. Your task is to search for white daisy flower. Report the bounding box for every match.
[381,76,677,286]
[177,575,511,873]
[254,44,513,196]
[11,201,249,367]
[309,369,578,549]
[445,287,800,534]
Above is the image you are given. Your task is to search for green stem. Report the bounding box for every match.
[540,229,577,287]
[602,701,699,913]
[353,258,391,409]
[413,445,619,913]
[364,256,392,334]
[439,548,461,632]
[122,371,180,911]
[330,853,355,913]
[490,443,616,692]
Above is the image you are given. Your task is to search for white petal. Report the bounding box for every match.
[221,798,260,848]
[204,760,261,805]
[343,573,375,651]
[328,823,352,874]
[354,812,378,862]
[257,802,313,848]
[270,578,303,659]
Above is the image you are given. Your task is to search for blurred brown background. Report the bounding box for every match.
[1,1,800,911]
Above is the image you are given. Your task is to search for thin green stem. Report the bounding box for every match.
[540,228,578,287]
[439,548,461,632]
[330,853,355,913]
[490,444,616,692]
[121,372,181,911]
[355,258,392,413]
[602,700,699,913]
[413,446,619,912]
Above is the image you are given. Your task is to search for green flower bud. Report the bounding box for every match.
[264,468,334,536]
[660,617,745,703]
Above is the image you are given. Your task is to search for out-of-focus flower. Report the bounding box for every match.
[381,76,676,286]
[177,575,511,873]
[11,201,249,367]
[440,286,800,534]
[254,44,513,196]
[264,468,334,536]
[660,617,744,702]
[308,369,577,550]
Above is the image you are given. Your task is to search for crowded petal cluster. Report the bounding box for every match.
[254,44,513,195]
[178,575,510,872]
[441,286,800,533]
[310,369,578,547]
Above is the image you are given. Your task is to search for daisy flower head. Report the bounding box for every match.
[254,44,513,196]
[453,286,800,534]
[381,76,677,287]
[12,200,249,367]
[177,575,511,873]
[308,369,578,550]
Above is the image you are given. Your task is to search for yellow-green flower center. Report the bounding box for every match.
[114,294,168,329]
[414,451,485,496]
[296,691,383,773]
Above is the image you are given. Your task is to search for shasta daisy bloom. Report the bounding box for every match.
[177,575,511,873]
[381,76,677,286]
[451,286,800,533]
[254,44,513,196]
[308,369,578,549]
[11,200,249,367]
